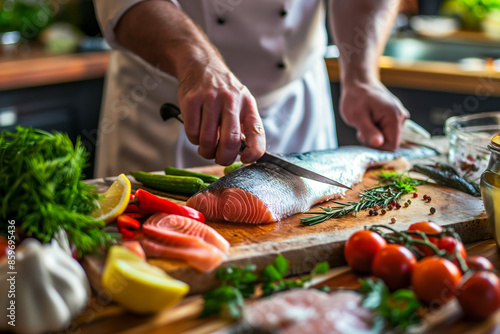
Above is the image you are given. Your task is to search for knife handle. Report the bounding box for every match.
[239,140,246,154]
[161,103,248,154]
[160,103,184,124]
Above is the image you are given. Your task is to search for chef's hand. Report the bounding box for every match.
[177,60,266,166]
[113,1,266,166]
[340,79,409,151]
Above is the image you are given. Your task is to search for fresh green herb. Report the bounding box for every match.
[0,127,115,255]
[301,171,426,226]
[359,278,421,331]
[201,255,330,319]
[200,264,258,319]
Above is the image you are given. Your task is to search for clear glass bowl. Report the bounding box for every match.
[444,111,500,181]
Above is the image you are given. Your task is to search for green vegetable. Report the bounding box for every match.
[411,163,480,197]
[0,127,115,255]
[223,161,243,175]
[130,171,204,196]
[164,166,219,183]
[200,254,330,319]
[199,182,211,190]
[301,170,426,226]
[359,278,421,331]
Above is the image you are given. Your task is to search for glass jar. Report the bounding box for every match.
[480,133,500,248]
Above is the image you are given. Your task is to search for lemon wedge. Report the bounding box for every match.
[92,173,131,224]
[102,246,189,314]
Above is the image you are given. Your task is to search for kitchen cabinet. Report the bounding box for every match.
[331,82,500,146]
[0,78,104,178]
[328,31,500,146]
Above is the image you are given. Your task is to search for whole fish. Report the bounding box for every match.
[186,145,438,224]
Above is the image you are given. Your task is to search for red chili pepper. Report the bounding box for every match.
[131,189,205,222]
[118,226,138,239]
[125,193,152,214]
[116,214,141,239]
[117,214,141,230]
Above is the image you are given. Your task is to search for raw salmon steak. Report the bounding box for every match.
[140,237,225,272]
[187,145,437,224]
[142,213,230,253]
[140,213,229,272]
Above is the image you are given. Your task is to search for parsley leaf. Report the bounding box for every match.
[359,278,421,331]
[201,255,330,319]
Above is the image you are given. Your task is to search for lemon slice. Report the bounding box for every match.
[92,174,131,224]
[102,246,189,314]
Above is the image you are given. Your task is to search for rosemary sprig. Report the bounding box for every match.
[301,171,426,226]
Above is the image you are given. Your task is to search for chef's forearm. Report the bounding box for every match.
[329,0,400,85]
[114,0,224,80]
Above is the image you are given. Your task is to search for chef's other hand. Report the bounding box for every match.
[340,80,409,151]
[177,60,266,166]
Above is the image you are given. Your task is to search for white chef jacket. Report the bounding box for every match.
[93,0,337,178]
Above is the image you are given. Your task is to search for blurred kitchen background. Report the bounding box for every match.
[1,0,499,178]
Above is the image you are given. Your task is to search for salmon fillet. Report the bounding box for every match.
[140,213,229,272]
[142,213,230,253]
[140,237,225,273]
[187,145,437,224]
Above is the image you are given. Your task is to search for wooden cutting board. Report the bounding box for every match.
[83,165,490,294]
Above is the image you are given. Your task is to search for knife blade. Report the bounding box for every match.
[160,103,353,190]
[257,151,353,189]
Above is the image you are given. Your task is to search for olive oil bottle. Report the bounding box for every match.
[481,134,500,248]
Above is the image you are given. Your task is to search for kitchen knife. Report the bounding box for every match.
[160,103,353,190]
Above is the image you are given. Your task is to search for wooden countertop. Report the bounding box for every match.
[0,51,110,91]
[74,238,500,334]
[325,57,500,97]
[1,44,500,96]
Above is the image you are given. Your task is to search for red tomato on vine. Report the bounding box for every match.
[344,230,386,274]
[372,244,417,291]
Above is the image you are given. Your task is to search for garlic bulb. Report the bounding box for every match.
[0,238,90,334]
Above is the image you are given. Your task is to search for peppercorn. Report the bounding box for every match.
[395,203,401,209]
[374,205,380,210]
[387,204,393,210]
[390,217,397,224]
[369,209,375,216]
[404,202,409,208]
[430,207,436,214]
[407,199,412,205]
[381,209,386,215]
[426,196,432,202]
[413,193,418,198]
[373,211,379,216]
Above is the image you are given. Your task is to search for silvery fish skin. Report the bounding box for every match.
[186,145,437,224]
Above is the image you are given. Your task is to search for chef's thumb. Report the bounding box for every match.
[355,120,384,148]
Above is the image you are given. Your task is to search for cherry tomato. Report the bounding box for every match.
[457,271,500,320]
[437,236,467,267]
[408,222,443,257]
[372,244,417,291]
[412,256,461,306]
[465,256,495,272]
[344,230,387,274]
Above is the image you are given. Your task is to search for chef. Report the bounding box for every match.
[93,0,409,178]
